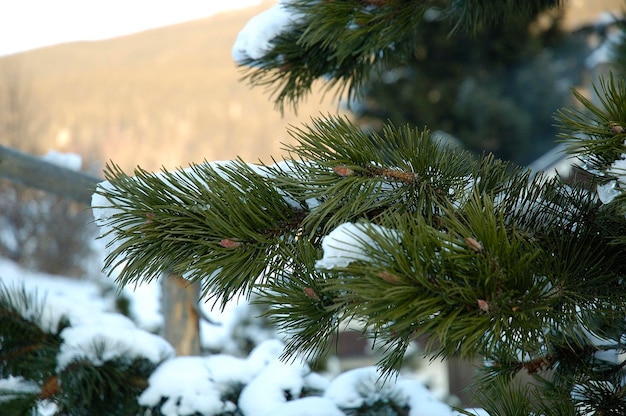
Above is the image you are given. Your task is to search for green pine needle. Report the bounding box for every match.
[556,74,626,172]
[96,111,626,377]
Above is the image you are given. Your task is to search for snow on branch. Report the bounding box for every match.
[315,222,401,270]
[232,0,302,64]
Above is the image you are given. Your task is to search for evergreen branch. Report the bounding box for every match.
[312,179,626,372]
[0,389,37,416]
[0,284,66,383]
[0,284,162,414]
[256,240,347,364]
[56,354,154,415]
[238,0,430,111]
[313,193,546,363]
[468,376,535,416]
[556,74,626,173]
[95,113,626,377]
[95,160,309,307]
[237,0,564,110]
[276,115,479,234]
[511,329,626,415]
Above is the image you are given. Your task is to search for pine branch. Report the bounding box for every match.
[556,74,626,173]
[0,283,167,415]
[470,376,536,416]
[255,239,344,365]
[55,354,153,415]
[95,160,310,308]
[237,0,431,111]
[236,0,565,110]
[0,284,66,383]
[96,111,626,377]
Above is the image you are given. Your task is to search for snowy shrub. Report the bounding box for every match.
[140,340,457,416]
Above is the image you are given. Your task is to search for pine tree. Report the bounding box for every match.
[3,1,626,414]
[348,4,580,165]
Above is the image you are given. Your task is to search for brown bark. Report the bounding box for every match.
[161,274,201,356]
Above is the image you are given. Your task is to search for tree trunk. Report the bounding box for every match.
[161,274,201,356]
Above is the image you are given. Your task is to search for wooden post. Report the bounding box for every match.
[161,274,201,356]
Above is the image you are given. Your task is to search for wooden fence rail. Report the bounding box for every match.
[0,144,100,204]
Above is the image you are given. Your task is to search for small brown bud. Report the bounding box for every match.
[378,271,400,284]
[333,165,354,177]
[303,287,320,301]
[610,122,625,135]
[511,306,520,312]
[464,237,483,253]
[40,375,59,399]
[219,239,241,249]
[477,299,490,312]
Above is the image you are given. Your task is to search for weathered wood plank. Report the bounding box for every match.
[0,144,100,205]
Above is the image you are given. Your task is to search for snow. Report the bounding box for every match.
[1,255,464,414]
[597,180,621,204]
[239,359,308,415]
[232,0,302,63]
[315,222,402,270]
[123,278,164,332]
[140,339,320,416]
[0,376,40,401]
[56,312,174,371]
[595,141,626,205]
[397,379,458,416]
[323,367,456,415]
[271,396,344,415]
[0,258,110,333]
[0,259,174,373]
[91,179,133,256]
[138,356,236,416]
[41,150,82,171]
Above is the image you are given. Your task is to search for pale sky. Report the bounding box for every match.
[0,0,263,57]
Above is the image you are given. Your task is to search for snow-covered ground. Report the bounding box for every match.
[0,254,482,415]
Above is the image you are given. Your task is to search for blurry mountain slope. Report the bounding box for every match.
[1,1,340,172]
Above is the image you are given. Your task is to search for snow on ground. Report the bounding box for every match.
[0,257,475,414]
[0,256,175,370]
[0,257,112,330]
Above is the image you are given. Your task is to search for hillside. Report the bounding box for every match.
[1,0,342,173]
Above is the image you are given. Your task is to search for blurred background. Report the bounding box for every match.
[0,0,624,407]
